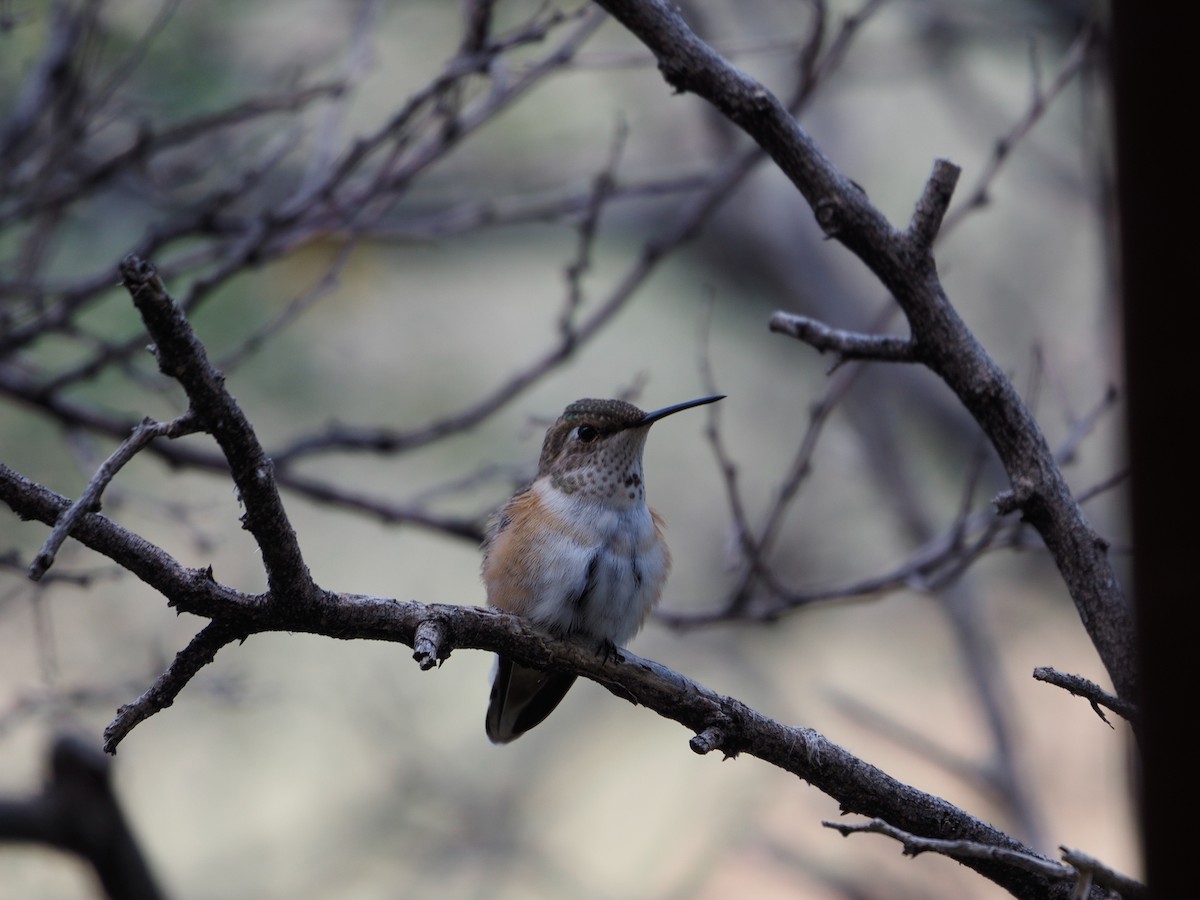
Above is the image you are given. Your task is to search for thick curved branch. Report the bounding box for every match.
[0,463,1114,899]
[594,0,1136,707]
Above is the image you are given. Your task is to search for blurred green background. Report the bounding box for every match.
[1,1,1133,898]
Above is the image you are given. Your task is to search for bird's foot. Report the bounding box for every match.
[597,638,624,664]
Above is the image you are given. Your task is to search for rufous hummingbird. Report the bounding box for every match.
[483,394,725,743]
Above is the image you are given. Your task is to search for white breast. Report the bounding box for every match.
[525,480,669,645]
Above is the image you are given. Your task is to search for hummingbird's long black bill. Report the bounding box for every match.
[639,394,725,426]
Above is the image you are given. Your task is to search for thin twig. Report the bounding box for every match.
[29,412,200,581]
[102,621,246,754]
[1033,666,1138,726]
[940,25,1098,236]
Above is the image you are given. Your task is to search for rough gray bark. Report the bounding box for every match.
[592,0,1136,706]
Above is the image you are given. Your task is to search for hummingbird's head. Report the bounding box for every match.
[537,396,724,500]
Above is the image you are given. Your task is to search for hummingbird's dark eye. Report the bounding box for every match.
[576,424,599,443]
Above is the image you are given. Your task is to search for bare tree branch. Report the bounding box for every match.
[591,0,1136,708]
[0,4,1135,896]
[29,412,199,581]
[825,818,1145,899]
[103,620,246,753]
[0,732,164,900]
[120,255,314,603]
[0,462,1100,899]
[767,312,917,363]
[1033,666,1138,727]
[940,25,1099,236]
